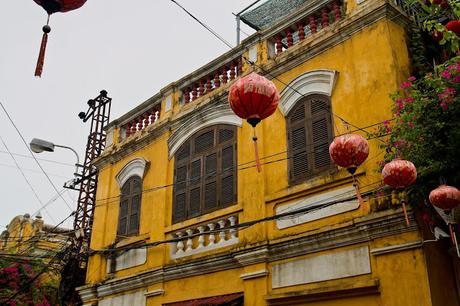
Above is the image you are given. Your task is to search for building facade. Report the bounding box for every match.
[77,0,459,305]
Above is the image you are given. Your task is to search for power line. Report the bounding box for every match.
[0,150,74,167]
[0,162,71,179]
[0,101,73,212]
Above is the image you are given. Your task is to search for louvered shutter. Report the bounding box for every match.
[118,199,128,236]
[118,176,142,237]
[287,95,333,185]
[204,153,218,211]
[288,102,309,183]
[221,145,235,206]
[189,158,202,217]
[173,165,187,222]
[310,97,332,171]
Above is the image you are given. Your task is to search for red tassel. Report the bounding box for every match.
[35,32,48,77]
[353,182,364,207]
[35,22,51,78]
[253,137,261,173]
[401,201,410,226]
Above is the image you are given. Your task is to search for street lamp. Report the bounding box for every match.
[29,138,81,187]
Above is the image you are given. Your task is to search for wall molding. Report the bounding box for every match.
[370,240,422,256]
[240,270,269,280]
[115,158,149,188]
[278,70,337,116]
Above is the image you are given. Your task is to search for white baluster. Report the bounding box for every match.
[208,223,216,245]
[186,229,194,252]
[228,216,237,240]
[197,226,205,249]
[218,220,226,243]
[175,231,185,254]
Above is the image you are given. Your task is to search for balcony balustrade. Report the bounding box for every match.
[121,104,161,140]
[181,58,243,104]
[271,1,345,56]
[170,215,238,259]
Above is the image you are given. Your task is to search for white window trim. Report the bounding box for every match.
[279,69,337,116]
[115,158,148,188]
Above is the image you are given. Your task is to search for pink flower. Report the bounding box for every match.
[407,76,416,81]
[404,97,415,103]
[400,81,412,89]
[453,75,460,83]
[441,69,451,78]
[440,101,448,111]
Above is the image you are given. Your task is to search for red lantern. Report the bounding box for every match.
[329,134,369,174]
[429,185,460,211]
[446,20,460,37]
[382,159,417,225]
[329,133,369,207]
[33,0,87,77]
[228,72,279,172]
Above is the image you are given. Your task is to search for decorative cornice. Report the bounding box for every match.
[370,240,422,256]
[78,210,417,302]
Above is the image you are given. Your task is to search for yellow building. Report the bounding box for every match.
[77,0,460,305]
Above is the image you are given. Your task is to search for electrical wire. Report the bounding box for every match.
[0,150,74,167]
[0,162,71,179]
[0,101,73,212]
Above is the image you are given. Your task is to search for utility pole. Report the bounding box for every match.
[59,90,112,305]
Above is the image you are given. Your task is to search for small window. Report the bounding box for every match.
[173,125,237,223]
[117,176,142,237]
[287,95,333,184]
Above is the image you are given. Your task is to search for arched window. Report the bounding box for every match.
[173,125,237,223]
[286,94,333,184]
[117,176,142,236]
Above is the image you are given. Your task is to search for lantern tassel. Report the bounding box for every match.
[451,225,460,258]
[352,175,364,207]
[252,129,261,173]
[401,201,410,226]
[35,17,51,77]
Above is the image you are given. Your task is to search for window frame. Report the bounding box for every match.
[117,175,142,237]
[172,124,237,223]
[286,94,334,185]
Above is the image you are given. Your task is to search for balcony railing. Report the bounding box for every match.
[170,215,239,259]
[270,0,345,56]
[181,58,243,104]
[122,104,161,139]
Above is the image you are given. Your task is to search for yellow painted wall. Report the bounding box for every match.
[84,3,437,306]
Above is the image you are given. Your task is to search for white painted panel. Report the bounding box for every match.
[107,248,147,273]
[99,290,146,306]
[276,186,359,229]
[249,46,258,63]
[272,246,371,288]
[165,96,172,112]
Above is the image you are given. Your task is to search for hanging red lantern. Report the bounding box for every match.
[329,134,369,174]
[329,133,369,207]
[228,72,279,172]
[429,185,460,211]
[446,20,460,37]
[382,159,417,225]
[33,0,87,77]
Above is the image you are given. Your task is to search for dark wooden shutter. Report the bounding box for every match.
[173,165,187,222]
[204,153,218,211]
[172,125,237,223]
[189,158,202,217]
[221,145,235,206]
[287,95,333,185]
[118,176,142,237]
[310,97,332,171]
[288,102,309,183]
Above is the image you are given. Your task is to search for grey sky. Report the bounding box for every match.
[0,1,256,229]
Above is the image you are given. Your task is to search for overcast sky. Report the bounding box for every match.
[0,1,257,230]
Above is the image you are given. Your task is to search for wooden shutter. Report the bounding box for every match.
[172,125,237,223]
[310,97,332,171]
[189,158,202,217]
[118,176,142,237]
[221,145,235,206]
[173,165,187,222]
[288,102,309,183]
[287,95,333,185]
